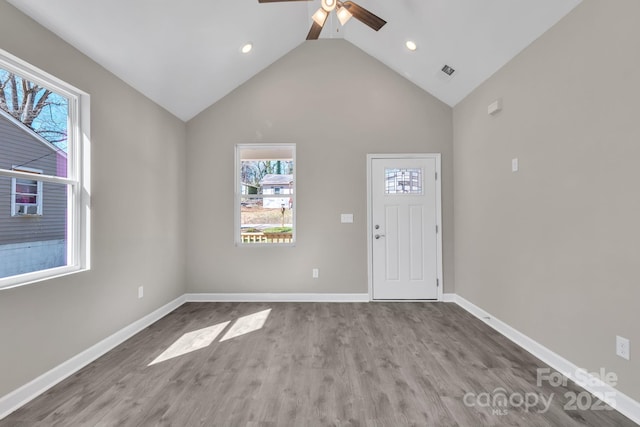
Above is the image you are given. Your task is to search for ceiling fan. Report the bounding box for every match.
[258,0,387,40]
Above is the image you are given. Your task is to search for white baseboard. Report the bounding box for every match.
[442,293,456,302]
[186,293,370,303]
[452,294,640,425]
[0,294,186,420]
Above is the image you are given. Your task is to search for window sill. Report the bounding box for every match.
[235,242,296,248]
[0,265,89,291]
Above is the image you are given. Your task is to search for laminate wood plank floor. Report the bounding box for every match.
[2,302,636,426]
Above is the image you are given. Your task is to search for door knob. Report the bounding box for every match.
[375,234,385,240]
[375,225,380,230]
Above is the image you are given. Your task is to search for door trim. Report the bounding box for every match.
[366,153,443,302]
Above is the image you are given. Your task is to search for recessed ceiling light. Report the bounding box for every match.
[405,40,417,51]
[241,43,253,54]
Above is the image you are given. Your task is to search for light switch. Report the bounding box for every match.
[512,158,519,172]
[341,214,354,223]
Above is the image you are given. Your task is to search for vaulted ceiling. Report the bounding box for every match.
[7,0,581,121]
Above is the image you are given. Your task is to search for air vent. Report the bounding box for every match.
[436,64,457,83]
[16,205,39,215]
[441,65,455,76]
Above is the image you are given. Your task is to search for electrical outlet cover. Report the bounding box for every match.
[616,336,630,360]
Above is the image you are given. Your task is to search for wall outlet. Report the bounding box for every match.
[341,214,354,223]
[312,268,319,279]
[138,286,144,299]
[616,335,630,360]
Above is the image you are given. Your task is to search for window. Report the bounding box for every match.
[385,168,423,194]
[0,49,90,289]
[235,144,295,245]
[11,166,43,216]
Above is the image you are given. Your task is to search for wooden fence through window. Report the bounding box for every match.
[241,232,293,243]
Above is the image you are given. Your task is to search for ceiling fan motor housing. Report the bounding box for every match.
[322,0,336,11]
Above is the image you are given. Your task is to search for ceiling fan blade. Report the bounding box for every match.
[342,1,386,31]
[258,0,311,2]
[306,21,324,40]
[306,8,328,40]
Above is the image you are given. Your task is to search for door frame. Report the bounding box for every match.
[366,153,443,302]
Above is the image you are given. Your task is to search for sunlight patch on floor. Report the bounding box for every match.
[220,309,271,342]
[148,321,230,366]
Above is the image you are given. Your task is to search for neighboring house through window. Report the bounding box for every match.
[235,144,295,245]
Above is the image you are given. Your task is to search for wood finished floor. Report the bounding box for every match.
[2,302,636,426]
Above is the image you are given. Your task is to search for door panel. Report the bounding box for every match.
[385,205,399,280]
[409,205,424,281]
[371,157,438,300]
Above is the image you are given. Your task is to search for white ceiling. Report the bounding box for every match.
[7,0,581,121]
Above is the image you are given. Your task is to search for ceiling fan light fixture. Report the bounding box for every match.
[336,4,353,25]
[321,0,337,12]
[260,0,386,41]
[312,8,328,26]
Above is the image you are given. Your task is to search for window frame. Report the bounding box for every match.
[0,49,91,290]
[11,166,44,216]
[234,143,296,247]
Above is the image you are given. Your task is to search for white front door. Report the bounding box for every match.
[369,155,440,300]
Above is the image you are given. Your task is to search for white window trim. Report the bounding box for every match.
[0,49,91,290]
[11,166,44,216]
[235,143,296,247]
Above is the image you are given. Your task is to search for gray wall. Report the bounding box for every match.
[0,1,187,397]
[186,40,453,294]
[453,0,640,401]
